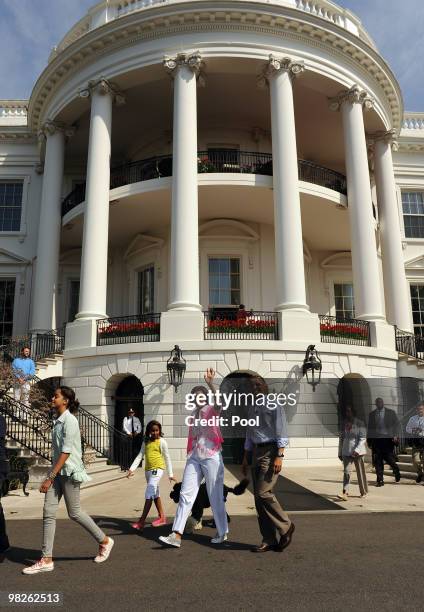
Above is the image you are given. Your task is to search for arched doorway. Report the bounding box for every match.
[337,374,371,426]
[114,376,144,463]
[220,370,262,464]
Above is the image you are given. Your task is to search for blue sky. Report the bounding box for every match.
[0,0,423,110]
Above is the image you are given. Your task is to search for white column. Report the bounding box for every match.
[265,56,309,312]
[31,122,67,332]
[373,131,412,331]
[164,53,201,311]
[76,79,115,320]
[332,86,385,322]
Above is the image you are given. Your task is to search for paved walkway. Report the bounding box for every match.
[3,463,423,523]
[2,514,424,611]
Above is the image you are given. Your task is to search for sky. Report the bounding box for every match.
[0,0,423,110]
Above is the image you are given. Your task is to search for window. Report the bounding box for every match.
[334,283,355,319]
[402,192,424,238]
[0,279,15,344]
[138,266,154,314]
[0,182,23,231]
[410,284,424,336]
[68,280,80,322]
[209,257,241,306]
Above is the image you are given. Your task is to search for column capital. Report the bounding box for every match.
[38,120,75,141]
[368,129,399,151]
[163,52,205,86]
[258,55,305,88]
[329,85,374,112]
[78,78,126,106]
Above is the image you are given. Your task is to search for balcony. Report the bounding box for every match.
[319,315,370,346]
[96,314,160,346]
[204,310,279,340]
[62,151,347,217]
[395,328,424,360]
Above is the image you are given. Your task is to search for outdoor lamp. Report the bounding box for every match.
[302,344,322,392]
[167,345,186,392]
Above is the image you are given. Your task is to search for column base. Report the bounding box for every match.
[277,310,320,343]
[369,320,395,351]
[65,319,97,350]
[160,310,204,342]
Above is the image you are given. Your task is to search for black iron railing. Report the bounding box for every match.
[0,383,133,471]
[62,151,348,216]
[0,392,52,462]
[1,327,65,363]
[97,314,161,346]
[395,328,424,360]
[319,315,371,346]
[204,310,279,340]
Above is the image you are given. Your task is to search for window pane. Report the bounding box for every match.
[0,279,15,344]
[0,183,23,231]
[138,267,154,314]
[209,257,241,305]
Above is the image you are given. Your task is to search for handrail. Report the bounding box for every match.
[62,151,347,217]
[204,309,279,340]
[97,313,161,346]
[319,315,371,346]
[395,327,424,360]
[0,327,65,363]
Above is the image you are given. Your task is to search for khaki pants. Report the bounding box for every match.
[412,447,424,476]
[251,444,291,546]
[342,456,368,496]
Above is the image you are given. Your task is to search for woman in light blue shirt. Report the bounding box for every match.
[22,386,114,575]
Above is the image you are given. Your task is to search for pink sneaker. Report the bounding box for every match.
[22,558,54,575]
[131,521,144,531]
[151,517,167,527]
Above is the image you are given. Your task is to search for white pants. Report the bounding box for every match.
[172,452,228,537]
[14,382,31,412]
[145,469,163,499]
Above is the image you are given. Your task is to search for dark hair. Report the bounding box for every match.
[191,385,208,396]
[56,386,80,415]
[239,304,245,309]
[145,420,163,442]
[21,346,31,353]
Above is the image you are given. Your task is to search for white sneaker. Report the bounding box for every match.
[185,516,202,534]
[210,533,228,544]
[22,559,54,575]
[158,533,181,548]
[94,537,114,563]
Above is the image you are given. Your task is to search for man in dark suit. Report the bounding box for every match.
[0,414,10,562]
[367,398,401,487]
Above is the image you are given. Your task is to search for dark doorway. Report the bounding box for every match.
[220,371,256,464]
[337,375,371,427]
[114,376,144,463]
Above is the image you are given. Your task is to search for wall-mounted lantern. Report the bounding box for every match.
[167,345,186,392]
[302,344,322,392]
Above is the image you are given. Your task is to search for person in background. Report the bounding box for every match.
[127,420,175,530]
[405,402,424,484]
[367,397,401,487]
[22,386,114,575]
[0,414,10,563]
[122,408,142,462]
[242,376,294,553]
[236,304,248,322]
[12,347,35,408]
[338,405,368,501]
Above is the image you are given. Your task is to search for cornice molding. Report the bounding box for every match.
[27,6,402,132]
[0,129,36,144]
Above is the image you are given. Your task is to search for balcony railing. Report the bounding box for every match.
[97,314,161,346]
[204,310,279,340]
[1,328,65,363]
[319,315,370,346]
[62,151,347,216]
[395,328,424,360]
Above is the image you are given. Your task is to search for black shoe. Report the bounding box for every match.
[376,481,384,487]
[395,473,401,483]
[416,474,423,484]
[250,543,277,553]
[277,523,296,552]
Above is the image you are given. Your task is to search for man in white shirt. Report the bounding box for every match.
[406,402,424,484]
[122,408,142,463]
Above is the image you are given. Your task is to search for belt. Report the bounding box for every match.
[254,441,276,448]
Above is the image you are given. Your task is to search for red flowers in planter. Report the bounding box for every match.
[99,321,160,336]
[320,322,368,340]
[207,317,277,334]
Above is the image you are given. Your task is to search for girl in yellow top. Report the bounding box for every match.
[127,420,175,530]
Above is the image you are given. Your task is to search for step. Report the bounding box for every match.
[384,469,418,481]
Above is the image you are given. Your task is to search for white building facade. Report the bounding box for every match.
[2,0,424,465]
